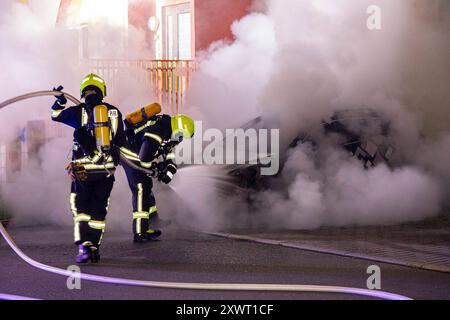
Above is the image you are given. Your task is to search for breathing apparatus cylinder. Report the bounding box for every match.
[93,104,111,153]
[125,102,161,127]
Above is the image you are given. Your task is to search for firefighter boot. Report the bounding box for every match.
[76,242,100,263]
[133,229,162,243]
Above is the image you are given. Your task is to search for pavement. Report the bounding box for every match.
[0,225,450,300]
[208,215,450,273]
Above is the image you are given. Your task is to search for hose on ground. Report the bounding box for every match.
[0,224,412,300]
[0,293,40,301]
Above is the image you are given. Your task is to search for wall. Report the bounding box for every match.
[129,0,156,28]
[128,0,156,36]
[193,0,252,54]
[129,0,157,55]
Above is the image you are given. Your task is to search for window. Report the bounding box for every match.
[162,3,191,60]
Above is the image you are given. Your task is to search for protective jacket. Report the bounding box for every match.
[52,102,125,180]
[120,114,177,176]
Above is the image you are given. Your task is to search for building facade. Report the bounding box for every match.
[55,0,252,60]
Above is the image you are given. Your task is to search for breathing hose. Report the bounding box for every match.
[0,92,413,300]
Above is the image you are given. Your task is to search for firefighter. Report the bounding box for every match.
[120,105,195,242]
[51,73,125,263]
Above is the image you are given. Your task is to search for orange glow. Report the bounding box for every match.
[57,0,128,28]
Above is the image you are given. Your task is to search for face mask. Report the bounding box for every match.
[84,92,103,108]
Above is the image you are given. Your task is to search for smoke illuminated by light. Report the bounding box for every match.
[78,0,128,27]
[311,0,341,14]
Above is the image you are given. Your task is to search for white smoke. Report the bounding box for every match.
[176,0,449,230]
[187,12,277,130]
[252,144,444,229]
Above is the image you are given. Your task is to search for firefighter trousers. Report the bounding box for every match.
[70,177,114,247]
[123,162,158,235]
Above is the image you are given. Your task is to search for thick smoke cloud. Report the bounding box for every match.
[178,0,449,230]
[188,12,277,130]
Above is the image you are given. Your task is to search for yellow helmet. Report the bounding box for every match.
[171,114,195,142]
[80,73,107,98]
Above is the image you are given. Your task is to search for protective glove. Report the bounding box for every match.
[66,163,88,182]
[159,161,177,184]
[160,171,173,184]
[53,85,67,107]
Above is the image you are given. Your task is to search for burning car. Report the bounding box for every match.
[226,109,396,192]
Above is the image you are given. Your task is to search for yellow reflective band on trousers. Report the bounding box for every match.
[88,220,106,230]
[144,133,162,144]
[73,213,91,242]
[89,220,106,245]
[137,183,143,212]
[133,207,157,220]
[137,183,144,234]
[133,212,149,219]
[70,193,77,216]
[74,214,91,223]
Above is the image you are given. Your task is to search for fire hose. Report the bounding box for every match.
[0,90,160,176]
[0,92,413,300]
[0,90,81,109]
[0,223,411,300]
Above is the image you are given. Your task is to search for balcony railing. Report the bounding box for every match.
[88,59,197,114]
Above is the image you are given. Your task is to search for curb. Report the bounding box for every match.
[204,231,450,274]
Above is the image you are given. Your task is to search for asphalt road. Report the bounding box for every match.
[0,225,449,300]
